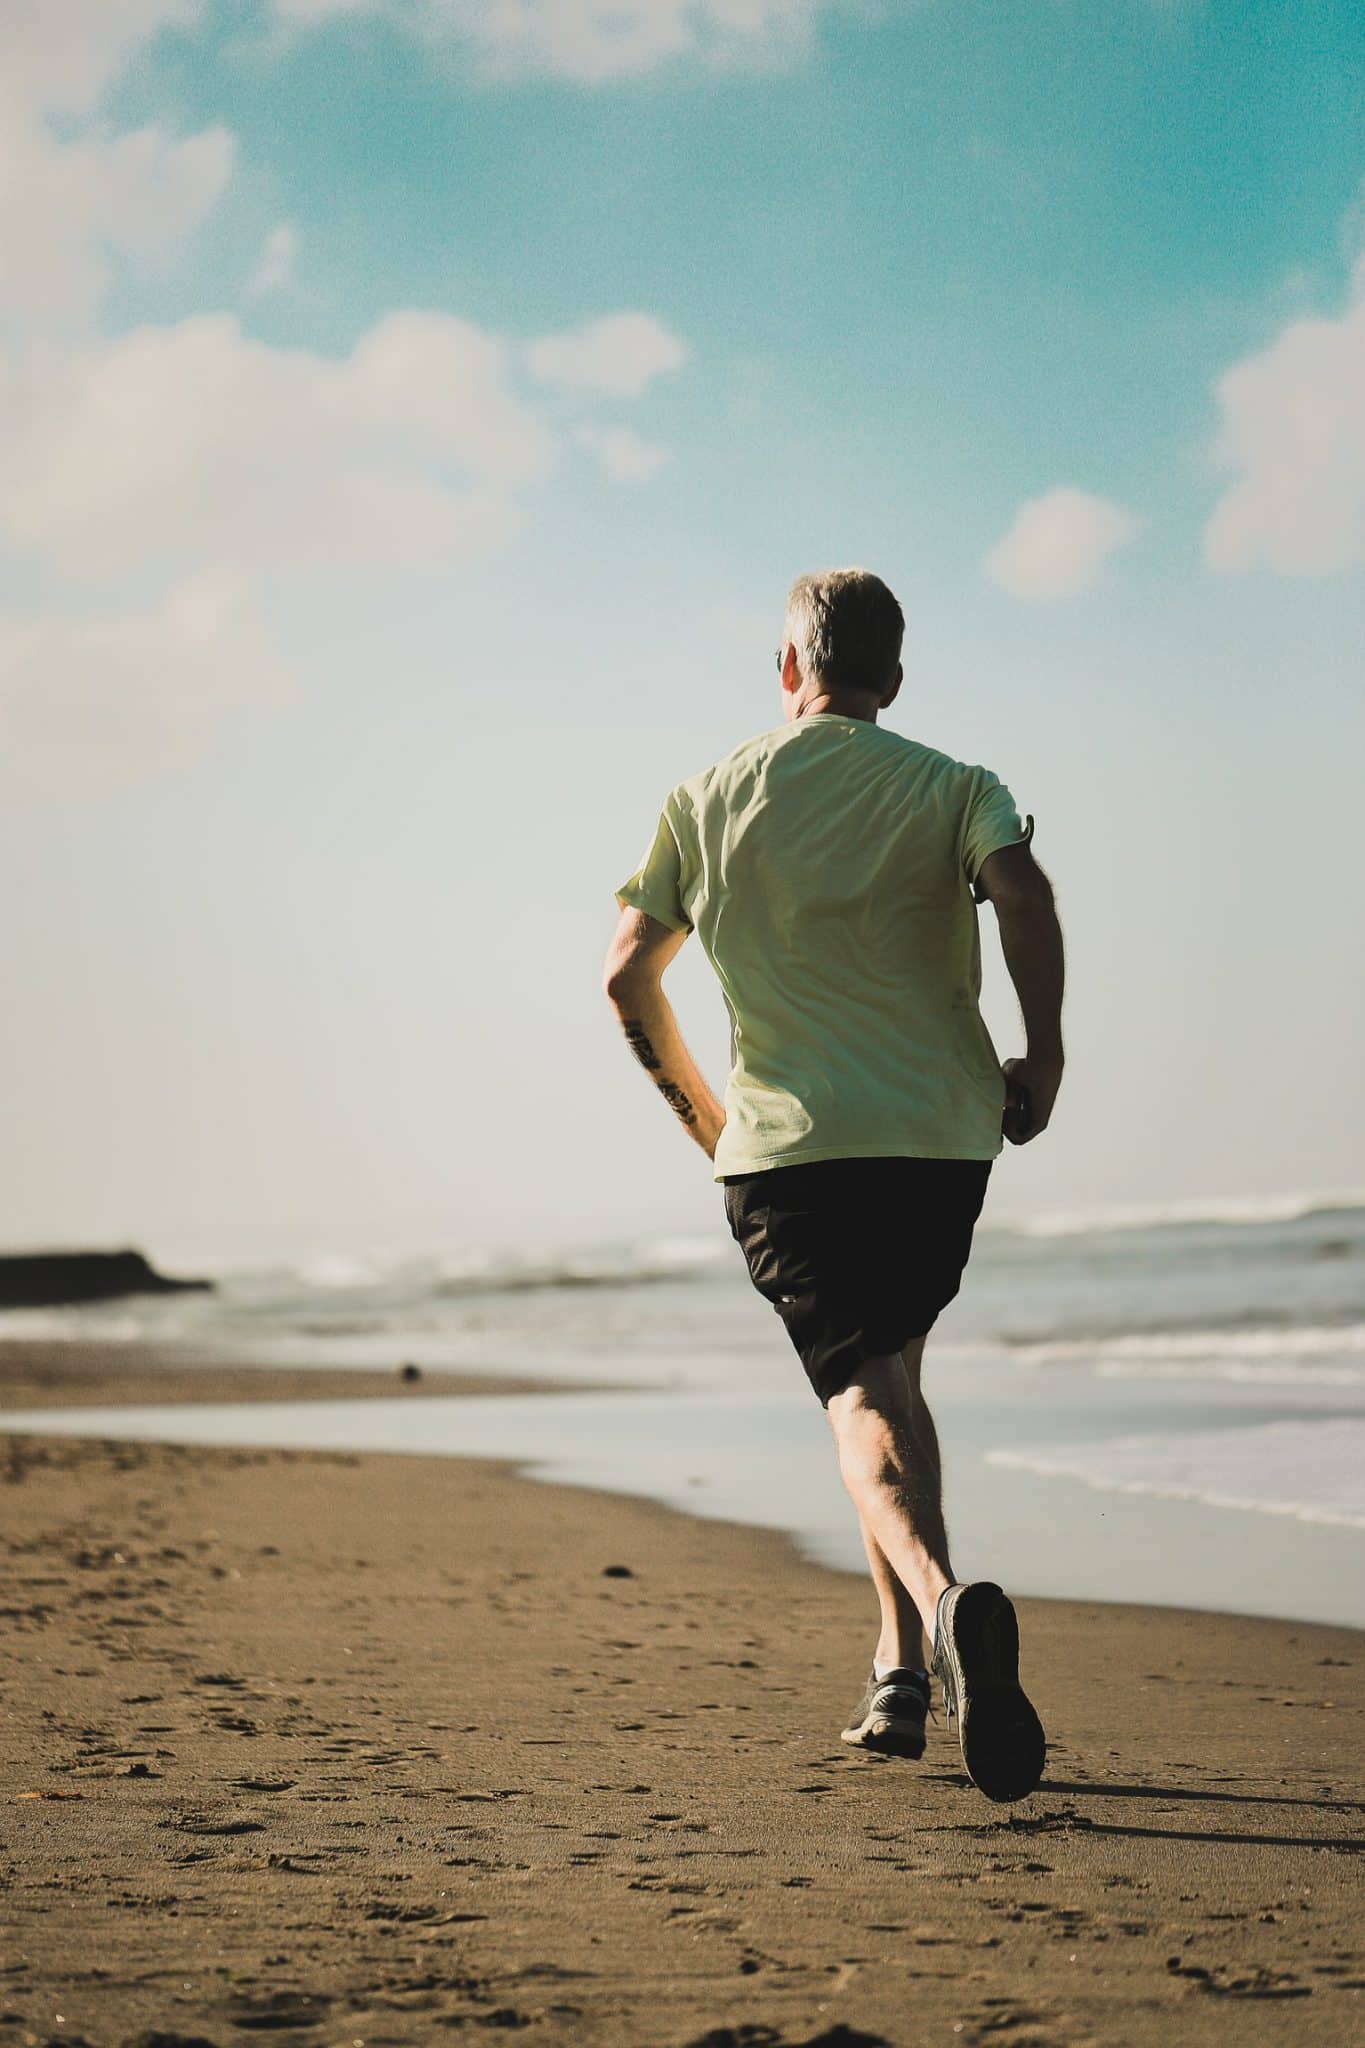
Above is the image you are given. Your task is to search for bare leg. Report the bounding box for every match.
[900,1340,953,1588]
[826,1335,955,1644]
[833,1336,955,1665]
[853,1502,927,1670]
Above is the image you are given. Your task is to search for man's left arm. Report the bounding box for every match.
[602,908,726,1160]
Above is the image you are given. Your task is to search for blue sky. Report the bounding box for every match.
[1,0,1362,1261]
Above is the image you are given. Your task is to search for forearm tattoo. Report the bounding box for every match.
[621,1018,698,1129]
[657,1080,698,1129]
[621,1019,660,1071]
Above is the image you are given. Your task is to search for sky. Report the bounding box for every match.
[1,0,1362,1265]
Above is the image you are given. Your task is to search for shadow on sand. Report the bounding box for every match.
[915,1772,1365,1854]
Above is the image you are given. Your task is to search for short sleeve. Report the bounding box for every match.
[614,792,693,932]
[960,767,1035,903]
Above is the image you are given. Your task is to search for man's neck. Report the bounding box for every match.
[794,692,879,725]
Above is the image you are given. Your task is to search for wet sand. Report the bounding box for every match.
[0,1340,621,1410]
[1,1368,1361,2046]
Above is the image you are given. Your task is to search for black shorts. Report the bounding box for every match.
[722,1156,993,1407]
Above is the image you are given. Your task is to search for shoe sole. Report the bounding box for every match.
[840,1714,926,1760]
[934,1581,1045,1802]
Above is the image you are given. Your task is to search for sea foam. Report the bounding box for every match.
[987,1416,1365,1529]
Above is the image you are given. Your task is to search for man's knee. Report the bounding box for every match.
[828,1354,911,1428]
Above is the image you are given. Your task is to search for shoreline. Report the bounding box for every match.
[3,1341,1362,1634]
[5,1395,1361,1642]
[0,1338,629,1410]
[2,1385,1361,2044]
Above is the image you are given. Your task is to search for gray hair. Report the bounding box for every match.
[783,567,904,695]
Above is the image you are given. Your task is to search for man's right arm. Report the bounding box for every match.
[973,839,1065,1145]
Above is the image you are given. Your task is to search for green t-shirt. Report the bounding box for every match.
[615,713,1034,1182]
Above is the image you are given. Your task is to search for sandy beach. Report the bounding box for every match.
[1,1363,1361,2048]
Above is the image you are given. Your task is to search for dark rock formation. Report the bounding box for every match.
[0,1250,214,1310]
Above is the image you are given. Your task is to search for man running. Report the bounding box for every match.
[602,567,1065,1803]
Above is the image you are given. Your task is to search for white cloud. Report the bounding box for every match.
[0,295,684,798]
[985,486,1140,600]
[0,3,691,796]
[269,0,837,83]
[0,117,234,325]
[572,423,671,480]
[0,1,232,326]
[248,222,298,297]
[0,571,294,803]
[524,311,689,398]
[0,0,203,120]
[1201,267,1365,579]
[0,310,561,580]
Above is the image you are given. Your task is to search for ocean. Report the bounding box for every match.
[4,1188,1363,1629]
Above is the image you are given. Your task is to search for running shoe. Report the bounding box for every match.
[932,1581,1046,1802]
[840,1665,930,1758]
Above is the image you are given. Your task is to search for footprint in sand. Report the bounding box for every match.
[223,1988,333,2030]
